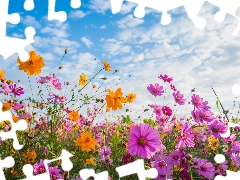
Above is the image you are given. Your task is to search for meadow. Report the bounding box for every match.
[0,50,240,180]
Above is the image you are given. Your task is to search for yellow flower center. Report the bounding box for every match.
[182,133,187,138]
[139,138,146,145]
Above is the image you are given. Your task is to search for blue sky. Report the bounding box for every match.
[2,0,240,122]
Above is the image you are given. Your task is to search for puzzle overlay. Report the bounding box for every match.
[0,0,240,179]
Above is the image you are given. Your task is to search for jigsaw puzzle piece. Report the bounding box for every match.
[79,169,109,180]
[70,0,81,9]
[20,149,73,180]
[116,159,158,180]
[110,0,123,14]
[48,0,67,22]
[24,0,34,11]
[0,101,28,150]
[0,156,14,180]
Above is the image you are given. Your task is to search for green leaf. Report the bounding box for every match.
[110,134,120,145]
[216,100,222,115]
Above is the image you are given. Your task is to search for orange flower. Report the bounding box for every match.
[17,51,44,76]
[75,132,97,152]
[106,106,110,112]
[92,84,96,88]
[105,88,127,111]
[23,150,37,163]
[102,61,111,72]
[126,93,136,103]
[68,109,79,121]
[79,74,87,86]
[2,103,11,112]
[0,69,5,80]
[12,114,19,123]
[84,157,96,166]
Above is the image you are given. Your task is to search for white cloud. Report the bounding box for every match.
[21,15,41,29]
[120,2,136,14]
[89,0,111,14]
[116,14,144,28]
[81,37,94,48]
[69,10,90,19]
[100,25,106,29]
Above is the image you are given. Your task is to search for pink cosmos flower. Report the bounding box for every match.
[177,122,195,147]
[50,76,62,90]
[0,82,9,95]
[161,106,172,116]
[100,146,111,161]
[147,83,164,97]
[122,154,135,164]
[127,123,161,159]
[48,166,62,180]
[47,93,67,103]
[37,76,52,84]
[33,159,46,175]
[191,94,203,109]
[168,150,183,166]
[153,105,163,116]
[208,119,227,138]
[197,161,215,179]
[196,109,214,123]
[173,91,185,105]
[158,74,173,83]
[9,84,24,96]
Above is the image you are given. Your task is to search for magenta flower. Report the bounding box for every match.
[168,150,183,166]
[147,83,164,97]
[177,122,195,147]
[197,161,215,179]
[33,159,46,175]
[127,123,161,159]
[122,154,135,164]
[151,154,167,176]
[37,76,52,84]
[216,160,228,176]
[47,93,67,103]
[49,166,62,180]
[161,106,172,116]
[196,109,214,123]
[180,170,191,180]
[198,100,211,111]
[50,76,62,90]
[191,94,203,108]
[9,84,24,96]
[158,74,173,83]
[0,82,9,95]
[173,91,185,105]
[170,84,176,91]
[100,146,111,161]
[153,105,163,116]
[208,119,227,138]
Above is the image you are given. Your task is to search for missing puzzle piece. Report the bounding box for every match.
[20,149,73,180]
[0,101,28,150]
[0,156,15,180]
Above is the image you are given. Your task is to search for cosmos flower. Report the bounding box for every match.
[79,74,88,86]
[102,61,111,72]
[158,74,173,83]
[197,160,215,179]
[9,84,24,96]
[17,51,44,76]
[75,132,97,152]
[0,69,5,79]
[147,83,164,97]
[173,91,185,105]
[126,92,136,103]
[122,154,135,164]
[127,123,161,159]
[105,88,127,111]
[48,166,62,180]
[33,159,46,175]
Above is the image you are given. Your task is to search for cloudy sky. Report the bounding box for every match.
[1,0,240,123]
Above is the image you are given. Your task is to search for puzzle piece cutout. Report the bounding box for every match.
[0,101,28,150]
[116,159,158,180]
[48,0,81,22]
[20,149,73,180]
[79,169,109,180]
[0,156,14,180]
[211,84,240,179]
[110,0,240,35]
[0,0,36,62]
[0,0,82,62]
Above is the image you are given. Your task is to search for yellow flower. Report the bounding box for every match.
[175,124,181,131]
[68,109,79,121]
[17,51,44,76]
[75,132,97,152]
[126,93,136,103]
[79,73,87,86]
[105,88,127,111]
[173,165,184,173]
[0,69,5,80]
[85,157,96,166]
[23,150,37,164]
[102,61,111,72]
[160,133,166,139]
